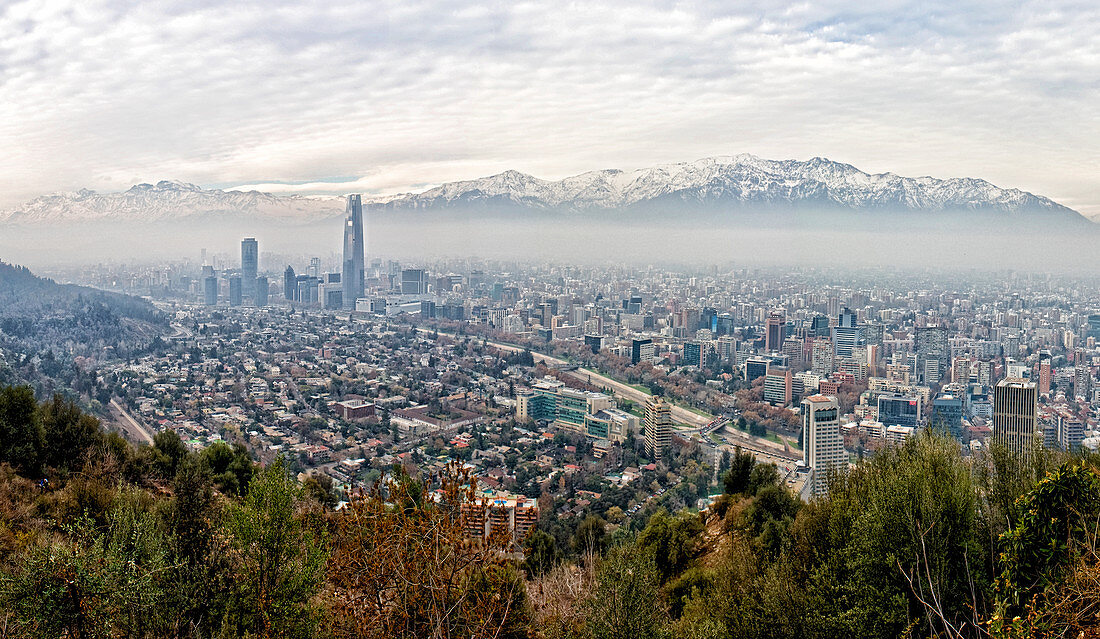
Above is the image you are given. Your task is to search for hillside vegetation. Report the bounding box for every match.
[1,382,1099,638]
[0,261,166,394]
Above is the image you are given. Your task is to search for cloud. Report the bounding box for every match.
[1,0,1098,215]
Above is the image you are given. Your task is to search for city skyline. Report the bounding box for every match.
[4,1,1100,634]
[2,1,1099,217]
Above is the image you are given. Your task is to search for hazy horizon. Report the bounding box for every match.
[3,215,1098,275]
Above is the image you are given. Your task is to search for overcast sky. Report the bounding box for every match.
[2,1,1098,215]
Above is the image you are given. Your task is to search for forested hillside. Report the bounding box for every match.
[0,382,1099,638]
[0,261,166,394]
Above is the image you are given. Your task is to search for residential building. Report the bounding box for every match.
[644,396,672,461]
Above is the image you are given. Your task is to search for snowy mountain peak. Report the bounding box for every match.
[0,155,1086,224]
[1,181,343,224]
[368,155,1082,222]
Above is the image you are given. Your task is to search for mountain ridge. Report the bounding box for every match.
[368,154,1080,221]
[0,155,1086,224]
[2,180,344,224]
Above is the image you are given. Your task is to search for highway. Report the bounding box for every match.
[110,398,154,445]
[168,321,194,340]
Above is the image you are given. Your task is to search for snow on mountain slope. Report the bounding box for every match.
[1,180,343,223]
[369,154,1078,218]
[0,156,1083,223]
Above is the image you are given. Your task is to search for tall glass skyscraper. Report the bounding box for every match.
[241,237,258,300]
[342,195,365,309]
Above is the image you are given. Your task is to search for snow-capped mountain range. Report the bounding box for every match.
[0,155,1085,224]
[1,180,344,224]
[371,155,1080,219]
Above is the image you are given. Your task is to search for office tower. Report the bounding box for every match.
[716,313,735,335]
[745,357,770,382]
[283,266,296,301]
[537,302,553,327]
[401,268,428,295]
[764,367,793,405]
[632,338,654,364]
[802,394,845,498]
[203,275,218,306]
[309,256,321,279]
[228,276,242,307]
[683,342,702,367]
[323,273,343,309]
[254,276,268,307]
[342,194,365,309]
[915,326,949,384]
[701,307,717,332]
[765,311,785,352]
[298,276,319,304]
[931,392,964,439]
[644,396,672,461]
[810,315,830,338]
[993,378,1040,457]
[877,394,921,427]
[241,238,257,299]
[831,308,860,358]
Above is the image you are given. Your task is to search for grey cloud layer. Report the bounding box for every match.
[1,0,1098,214]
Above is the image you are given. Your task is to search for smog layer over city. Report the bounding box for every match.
[1,2,1099,638]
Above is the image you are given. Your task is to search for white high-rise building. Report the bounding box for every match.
[802,394,846,498]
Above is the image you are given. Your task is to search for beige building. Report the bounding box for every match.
[992,378,1040,457]
[644,396,673,461]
